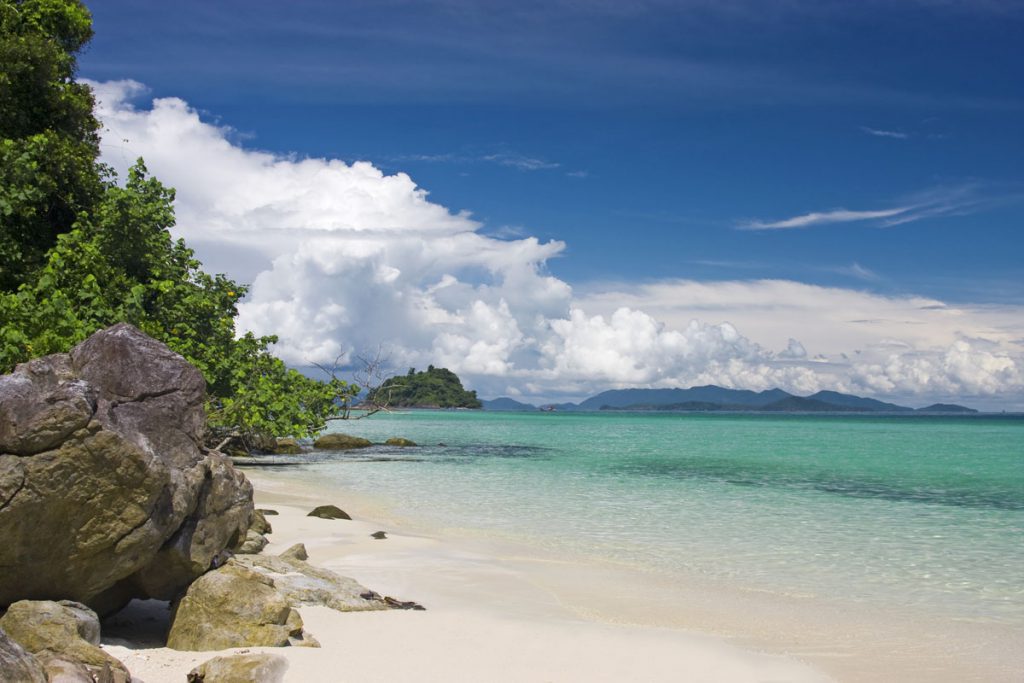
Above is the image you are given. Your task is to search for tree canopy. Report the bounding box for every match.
[0,0,361,445]
[0,0,103,290]
[368,365,482,409]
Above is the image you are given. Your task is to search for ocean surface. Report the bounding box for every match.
[268,411,1024,626]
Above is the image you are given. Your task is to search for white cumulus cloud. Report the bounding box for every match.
[89,80,1024,409]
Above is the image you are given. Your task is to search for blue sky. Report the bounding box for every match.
[79,1,1024,407]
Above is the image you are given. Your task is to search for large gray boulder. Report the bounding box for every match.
[0,324,253,613]
[0,600,130,682]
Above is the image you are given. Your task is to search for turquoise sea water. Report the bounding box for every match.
[285,411,1024,625]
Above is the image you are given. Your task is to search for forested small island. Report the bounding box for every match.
[367,365,482,409]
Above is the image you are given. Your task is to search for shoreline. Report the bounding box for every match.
[250,468,1023,683]
[103,471,832,683]
[103,468,1023,682]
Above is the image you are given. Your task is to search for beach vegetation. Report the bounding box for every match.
[0,0,103,291]
[0,0,364,444]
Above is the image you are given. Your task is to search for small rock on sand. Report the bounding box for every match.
[307,505,352,520]
[188,652,288,682]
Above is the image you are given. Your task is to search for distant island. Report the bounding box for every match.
[368,365,482,409]
[482,385,978,414]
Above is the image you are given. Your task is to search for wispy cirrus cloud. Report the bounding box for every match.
[394,150,560,172]
[832,262,881,282]
[482,152,560,171]
[739,182,1012,231]
[739,207,911,230]
[860,126,909,139]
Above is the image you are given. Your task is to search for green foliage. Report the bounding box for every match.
[0,161,359,439]
[0,1,365,441]
[368,365,482,409]
[0,0,103,290]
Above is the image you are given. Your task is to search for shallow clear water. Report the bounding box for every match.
[279,411,1024,625]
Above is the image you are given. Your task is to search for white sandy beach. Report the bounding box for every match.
[101,470,1022,683]
[102,471,833,683]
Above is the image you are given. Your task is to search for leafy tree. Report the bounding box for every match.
[368,366,481,409]
[0,0,104,290]
[0,161,360,442]
[0,1,373,446]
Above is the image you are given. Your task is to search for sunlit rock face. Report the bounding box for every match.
[0,323,253,614]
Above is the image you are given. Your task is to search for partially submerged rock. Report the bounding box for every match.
[371,530,388,539]
[0,628,46,683]
[188,653,288,683]
[0,600,130,682]
[307,504,351,520]
[167,563,313,651]
[312,433,371,450]
[0,324,253,612]
[257,508,279,516]
[385,437,417,447]
[272,437,303,455]
[233,549,388,614]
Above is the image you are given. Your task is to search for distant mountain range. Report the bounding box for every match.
[481,385,978,414]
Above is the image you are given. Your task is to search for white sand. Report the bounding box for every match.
[103,473,832,683]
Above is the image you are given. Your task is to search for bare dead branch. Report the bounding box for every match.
[310,345,397,420]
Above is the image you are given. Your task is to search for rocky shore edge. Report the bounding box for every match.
[0,324,417,682]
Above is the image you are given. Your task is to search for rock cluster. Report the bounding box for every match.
[0,324,422,676]
[169,544,388,650]
[0,324,253,613]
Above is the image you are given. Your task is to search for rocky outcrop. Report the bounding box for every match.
[233,548,389,613]
[168,543,388,650]
[312,433,371,450]
[0,628,46,683]
[167,563,316,651]
[188,653,288,683]
[385,437,417,447]
[307,505,351,520]
[0,600,130,682]
[0,324,253,613]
